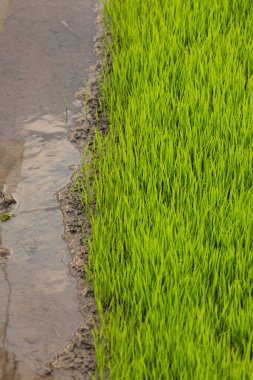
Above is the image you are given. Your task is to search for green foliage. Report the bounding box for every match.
[82,0,253,377]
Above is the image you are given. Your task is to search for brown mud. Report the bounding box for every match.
[0,191,16,216]
[0,1,100,379]
[52,11,109,379]
[0,186,16,257]
[0,39,103,380]
[0,1,110,379]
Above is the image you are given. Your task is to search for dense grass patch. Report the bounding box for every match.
[82,0,253,377]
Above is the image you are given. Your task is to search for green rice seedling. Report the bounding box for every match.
[81,0,253,377]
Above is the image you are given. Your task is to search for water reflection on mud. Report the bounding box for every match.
[0,114,81,374]
[0,261,54,380]
[0,139,24,193]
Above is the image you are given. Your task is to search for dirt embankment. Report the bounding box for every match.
[51,13,109,380]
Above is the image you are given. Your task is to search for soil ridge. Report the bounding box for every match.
[50,8,109,380]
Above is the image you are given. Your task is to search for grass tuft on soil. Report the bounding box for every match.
[81,0,253,378]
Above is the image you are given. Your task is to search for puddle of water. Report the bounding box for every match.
[0,139,24,193]
[0,0,95,378]
[0,262,54,380]
[0,114,82,375]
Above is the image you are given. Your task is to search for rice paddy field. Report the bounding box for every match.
[81,0,253,378]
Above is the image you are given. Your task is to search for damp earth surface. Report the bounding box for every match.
[0,1,95,379]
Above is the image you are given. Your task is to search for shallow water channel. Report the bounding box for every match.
[0,1,95,378]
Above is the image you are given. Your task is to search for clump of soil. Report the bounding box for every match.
[0,187,16,216]
[49,10,109,380]
[0,246,11,257]
[0,186,16,258]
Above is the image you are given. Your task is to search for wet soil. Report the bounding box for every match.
[0,1,99,379]
[53,13,109,378]
[0,188,16,218]
[0,186,16,257]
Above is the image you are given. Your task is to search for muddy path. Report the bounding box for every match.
[0,1,97,379]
